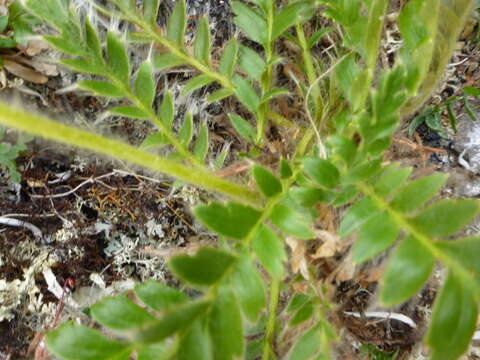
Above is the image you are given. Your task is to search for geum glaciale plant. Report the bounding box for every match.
[0,0,477,358]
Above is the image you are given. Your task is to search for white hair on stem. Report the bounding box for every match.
[304,53,350,159]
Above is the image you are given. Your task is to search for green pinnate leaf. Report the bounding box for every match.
[231,254,265,322]
[23,0,66,31]
[286,293,310,313]
[137,343,171,360]
[352,212,400,263]
[207,89,234,103]
[214,144,230,169]
[338,197,379,236]
[144,0,161,25]
[177,320,213,360]
[231,1,267,45]
[335,55,361,107]
[270,202,314,239]
[194,123,209,161]
[135,60,156,107]
[46,323,130,360]
[463,86,480,97]
[252,164,282,197]
[409,199,480,237]
[159,91,174,128]
[332,186,359,207]
[233,75,260,113]
[179,112,193,147]
[342,158,382,184]
[167,0,186,46]
[390,173,448,212]
[135,280,188,311]
[194,201,261,239]
[194,17,211,64]
[245,338,263,360]
[435,237,480,276]
[261,88,290,103]
[239,46,265,80]
[374,163,413,197]
[136,300,211,344]
[84,18,102,60]
[61,59,104,75]
[169,247,236,286]
[0,15,8,34]
[109,106,149,119]
[78,80,125,98]
[153,53,185,70]
[280,159,293,179]
[272,1,313,40]
[141,132,169,148]
[219,38,238,78]
[426,272,477,360]
[45,35,84,56]
[182,75,215,96]
[90,295,155,332]
[372,66,407,117]
[328,135,357,165]
[287,324,322,360]
[307,27,333,49]
[290,187,332,207]
[252,225,286,279]
[364,0,389,67]
[209,286,244,360]
[107,32,130,83]
[303,158,339,189]
[227,113,256,143]
[380,235,434,305]
[289,301,314,326]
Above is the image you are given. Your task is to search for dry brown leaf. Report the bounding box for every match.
[5,55,58,76]
[317,203,336,232]
[357,265,385,283]
[3,59,48,84]
[286,237,309,280]
[25,39,50,57]
[24,58,58,76]
[311,230,339,258]
[334,253,355,281]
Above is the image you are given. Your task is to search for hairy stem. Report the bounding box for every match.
[108,75,205,170]
[295,23,323,121]
[256,0,276,145]
[262,278,280,360]
[0,103,261,206]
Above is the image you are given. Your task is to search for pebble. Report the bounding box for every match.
[452,111,480,173]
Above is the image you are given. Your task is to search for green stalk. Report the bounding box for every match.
[358,181,480,301]
[90,0,235,91]
[107,73,205,169]
[295,23,323,120]
[401,0,474,117]
[262,278,280,360]
[352,0,389,114]
[256,0,276,145]
[138,23,234,91]
[0,102,261,206]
